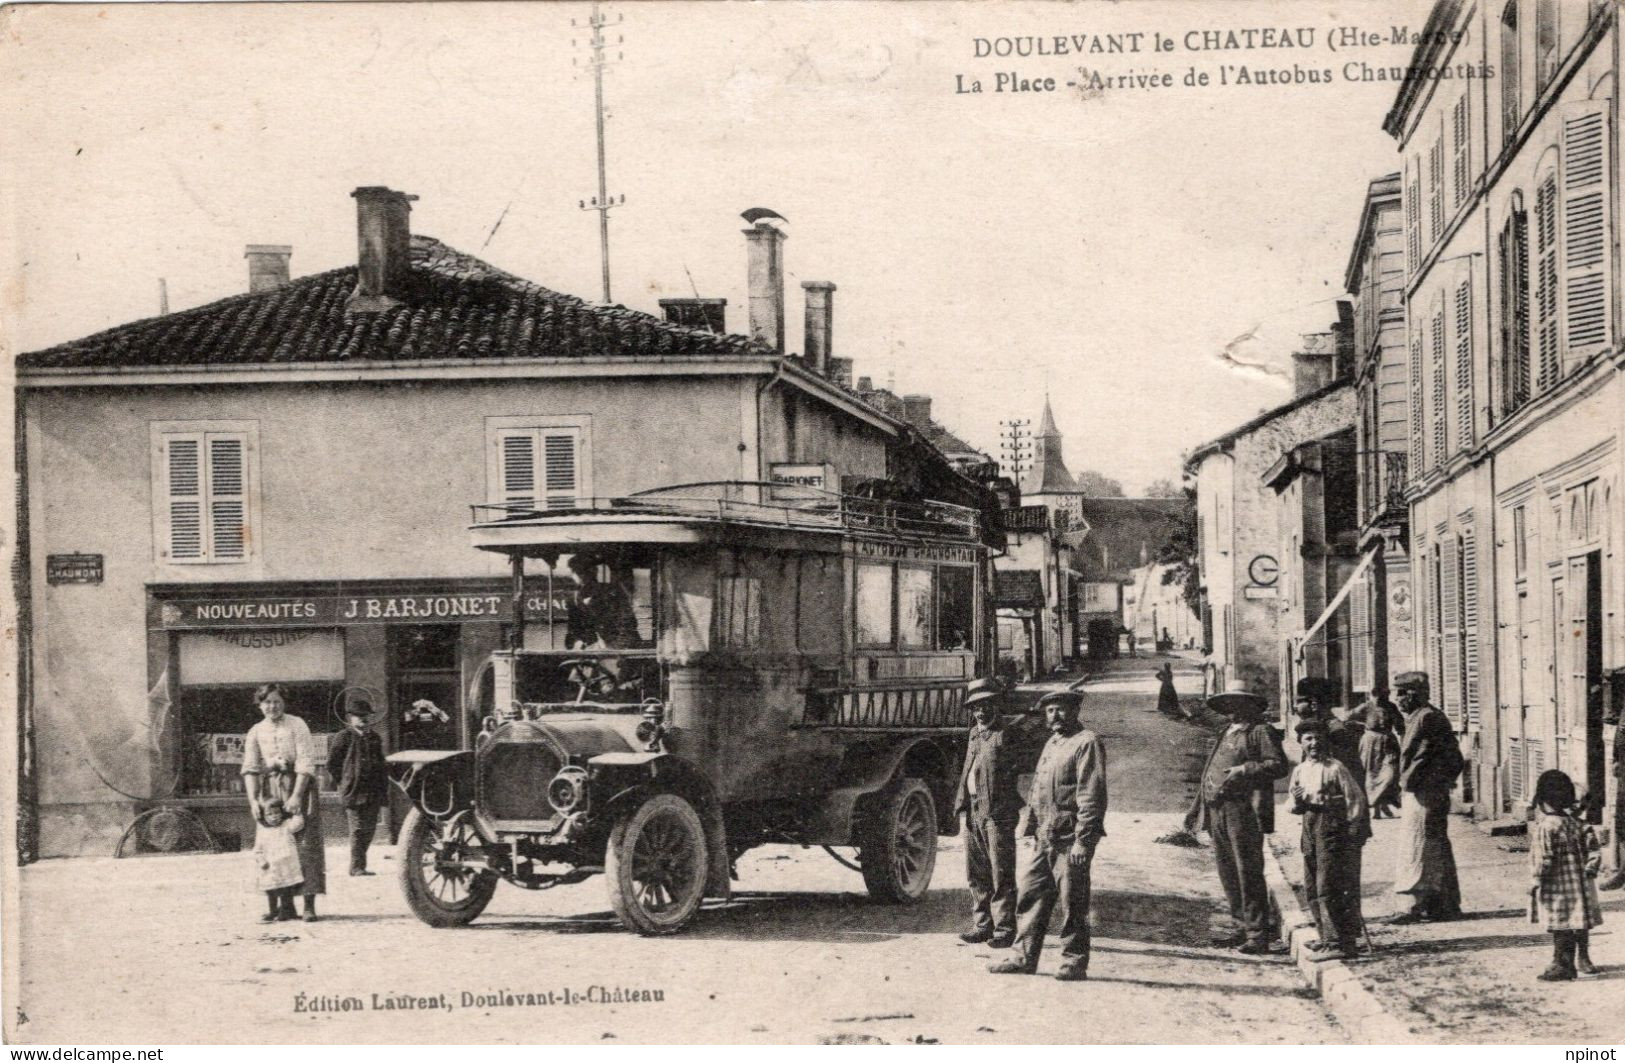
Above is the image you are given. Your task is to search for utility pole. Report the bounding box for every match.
[575,1,625,303]
[998,418,1033,486]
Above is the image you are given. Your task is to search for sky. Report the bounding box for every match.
[1,0,1436,493]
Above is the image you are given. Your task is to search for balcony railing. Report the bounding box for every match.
[1362,451,1408,524]
[471,480,982,543]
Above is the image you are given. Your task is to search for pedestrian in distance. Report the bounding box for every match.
[989,690,1107,981]
[241,684,326,922]
[1183,681,1290,953]
[329,701,390,877]
[1387,671,1465,925]
[1155,663,1181,718]
[952,678,1033,948]
[1358,695,1402,819]
[1528,769,1603,980]
[1289,717,1371,959]
[252,800,305,923]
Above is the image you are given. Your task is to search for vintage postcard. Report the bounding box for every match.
[4,0,1624,1048]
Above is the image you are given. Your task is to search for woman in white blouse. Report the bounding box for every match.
[241,683,327,921]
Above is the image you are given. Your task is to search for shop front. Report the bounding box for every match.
[146,580,575,849]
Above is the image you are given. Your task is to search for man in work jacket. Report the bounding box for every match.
[989,690,1107,981]
[1183,681,1290,953]
[953,678,1037,948]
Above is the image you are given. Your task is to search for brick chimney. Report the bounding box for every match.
[901,394,933,428]
[658,297,726,333]
[801,281,836,374]
[743,216,787,352]
[1292,332,1338,397]
[245,245,292,293]
[827,357,854,389]
[349,186,418,313]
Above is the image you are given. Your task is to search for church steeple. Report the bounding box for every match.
[1021,394,1076,495]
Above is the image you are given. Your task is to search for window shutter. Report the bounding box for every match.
[1407,160,1423,273]
[1462,527,1481,728]
[207,435,247,560]
[1410,334,1426,470]
[1440,536,1462,725]
[165,435,203,561]
[498,430,538,511]
[1430,308,1447,466]
[1561,103,1611,364]
[1429,135,1445,241]
[1351,576,1373,692]
[1536,173,1560,389]
[542,433,579,509]
[1455,281,1474,449]
[1452,95,1470,210]
[1512,208,1533,408]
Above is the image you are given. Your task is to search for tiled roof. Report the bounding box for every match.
[924,422,984,457]
[19,236,774,370]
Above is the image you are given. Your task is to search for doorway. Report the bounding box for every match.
[389,625,463,753]
[1582,551,1605,821]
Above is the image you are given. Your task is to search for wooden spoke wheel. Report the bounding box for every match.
[397,807,498,928]
[858,777,938,903]
[605,794,709,935]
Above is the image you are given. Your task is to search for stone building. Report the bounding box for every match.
[14,187,992,858]
[1384,0,1625,821]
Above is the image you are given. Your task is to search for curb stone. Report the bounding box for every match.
[1260,837,1420,1043]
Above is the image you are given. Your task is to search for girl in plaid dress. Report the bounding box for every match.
[1530,770,1603,981]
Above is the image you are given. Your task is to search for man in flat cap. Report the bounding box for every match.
[953,678,1032,947]
[1389,671,1465,924]
[989,689,1107,981]
[1183,681,1289,953]
[1289,716,1371,958]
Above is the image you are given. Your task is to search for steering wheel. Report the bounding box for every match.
[561,658,618,702]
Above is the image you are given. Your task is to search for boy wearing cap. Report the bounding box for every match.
[1289,717,1371,959]
[953,678,1031,947]
[989,690,1107,981]
[329,704,389,876]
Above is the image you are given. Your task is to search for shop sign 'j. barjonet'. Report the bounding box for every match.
[151,590,577,629]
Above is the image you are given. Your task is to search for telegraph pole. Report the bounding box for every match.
[998,418,1033,486]
[575,1,625,303]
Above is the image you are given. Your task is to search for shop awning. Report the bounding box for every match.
[1293,545,1378,664]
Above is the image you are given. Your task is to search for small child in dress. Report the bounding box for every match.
[1529,769,1603,981]
[253,800,305,923]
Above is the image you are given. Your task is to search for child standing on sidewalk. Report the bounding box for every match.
[1529,769,1603,981]
[253,801,305,923]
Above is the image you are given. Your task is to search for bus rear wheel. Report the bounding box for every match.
[858,777,938,903]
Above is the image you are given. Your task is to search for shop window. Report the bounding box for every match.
[897,567,935,649]
[486,415,591,513]
[175,629,344,797]
[937,566,975,651]
[151,422,258,564]
[855,562,895,647]
[389,624,461,672]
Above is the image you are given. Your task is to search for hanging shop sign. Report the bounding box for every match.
[47,553,103,585]
[152,587,574,630]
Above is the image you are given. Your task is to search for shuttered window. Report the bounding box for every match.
[1462,526,1481,729]
[1451,94,1471,210]
[1499,205,1532,414]
[1430,307,1447,467]
[1407,159,1423,273]
[1455,280,1474,449]
[158,430,251,564]
[1429,134,1445,241]
[1535,171,1560,390]
[1351,576,1374,693]
[492,425,585,512]
[1561,104,1611,364]
[1440,536,1462,725]
[1410,334,1426,470]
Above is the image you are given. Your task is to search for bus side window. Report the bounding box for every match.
[938,567,974,651]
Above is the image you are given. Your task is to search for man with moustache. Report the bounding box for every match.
[989,690,1107,981]
[953,678,1034,948]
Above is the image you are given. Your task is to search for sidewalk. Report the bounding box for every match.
[1266,809,1625,1044]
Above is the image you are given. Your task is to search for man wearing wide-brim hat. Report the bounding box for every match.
[328,699,389,877]
[1183,681,1289,953]
[952,677,1032,948]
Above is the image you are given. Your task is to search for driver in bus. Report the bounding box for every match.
[564,554,641,650]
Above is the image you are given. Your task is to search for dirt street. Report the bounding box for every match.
[14,658,1344,1044]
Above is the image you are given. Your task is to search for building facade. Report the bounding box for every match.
[1385,0,1624,820]
[15,188,990,858]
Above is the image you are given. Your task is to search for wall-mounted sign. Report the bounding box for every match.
[769,462,838,495]
[1243,585,1279,600]
[47,553,103,585]
[1248,554,1279,587]
[1390,579,1412,623]
[153,585,576,630]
